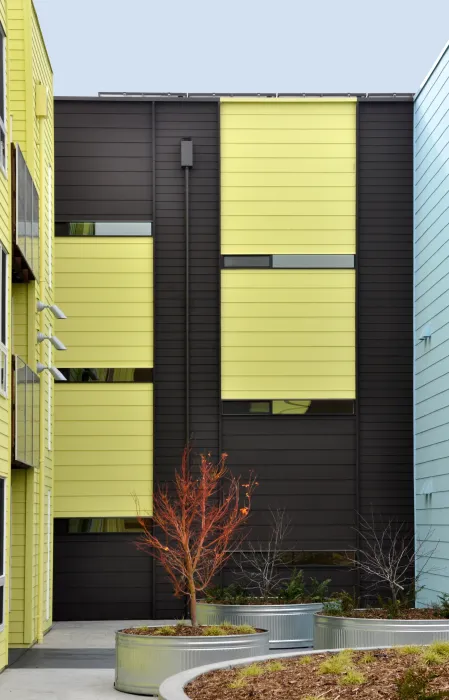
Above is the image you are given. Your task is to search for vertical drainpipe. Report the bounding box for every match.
[181,139,193,449]
[36,84,47,643]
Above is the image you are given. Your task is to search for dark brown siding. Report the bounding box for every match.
[357,102,414,536]
[153,101,220,617]
[222,416,357,555]
[53,521,153,621]
[55,100,153,221]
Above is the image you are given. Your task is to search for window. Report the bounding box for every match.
[65,518,150,534]
[47,325,52,451]
[47,166,52,289]
[222,400,355,415]
[46,490,51,620]
[15,145,39,279]
[13,356,40,468]
[0,478,5,630]
[278,551,355,568]
[0,25,6,174]
[222,255,271,269]
[0,246,7,397]
[56,368,153,383]
[221,254,355,269]
[55,222,152,237]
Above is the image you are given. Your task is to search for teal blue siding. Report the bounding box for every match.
[415,44,449,605]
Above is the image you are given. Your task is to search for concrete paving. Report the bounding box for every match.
[0,620,176,699]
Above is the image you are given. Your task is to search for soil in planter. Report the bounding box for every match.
[121,623,258,637]
[186,643,449,699]
[319,607,449,620]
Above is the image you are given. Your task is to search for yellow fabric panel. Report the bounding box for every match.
[54,384,153,517]
[55,238,153,367]
[220,100,356,254]
[221,270,355,399]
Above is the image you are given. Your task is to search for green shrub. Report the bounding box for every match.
[318,650,354,675]
[152,626,177,636]
[422,642,449,665]
[359,652,375,663]
[396,667,449,700]
[265,661,285,672]
[239,663,264,677]
[436,594,449,619]
[298,655,313,665]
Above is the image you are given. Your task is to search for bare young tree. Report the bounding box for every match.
[353,514,438,605]
[233,508,291,598]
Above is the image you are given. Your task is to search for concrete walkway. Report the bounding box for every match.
[0,620,175,699]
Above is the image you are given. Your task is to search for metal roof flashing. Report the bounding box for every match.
[415,40,449,101]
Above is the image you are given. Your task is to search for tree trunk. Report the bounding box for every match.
[189,581,197,627]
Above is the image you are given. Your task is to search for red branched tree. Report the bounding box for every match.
[136,448,257,626]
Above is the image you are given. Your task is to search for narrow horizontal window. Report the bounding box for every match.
[55,221,152,237]
[222,401,271,415]
[272,254,355,269]
[278,551,355,567]
[222,255,271,268]
[61,518,151,534]
[56,368,153,383]
[222,400,355,416]
[272,400,355,415]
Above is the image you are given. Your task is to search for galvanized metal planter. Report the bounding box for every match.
[114,626,270,696]
[314,613,449,650]
[197,601,323,649]
[159,647,379,700]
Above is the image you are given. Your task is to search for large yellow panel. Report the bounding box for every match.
[220,99,356,254]
[54,384,153,517]
[221,270,355,399]
[55,238,153,367]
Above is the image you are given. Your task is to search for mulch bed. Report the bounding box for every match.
[319,608,447,620]
[121,625,259,637]
[186,649,449,699]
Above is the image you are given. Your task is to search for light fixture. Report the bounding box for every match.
[37,332,67,351]
[36,363,67,381]
[36,301,67,320]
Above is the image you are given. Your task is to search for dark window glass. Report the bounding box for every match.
[272,254,355,269]
[66,518,150,534]
[15,144,39,279]
[272,400,355,415]
[278,551,355,567]
[1,248,6,346]
[222,255,271,268]
[222,401,271,415]
[57,368,153,383]
[223,400,355,415]
[55,222,152,237]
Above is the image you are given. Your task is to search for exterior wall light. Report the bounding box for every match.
[36,300,67,319]
[37,332,67,351]
[36,363,67,381]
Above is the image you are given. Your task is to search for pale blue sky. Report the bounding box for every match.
[34,0,449,96]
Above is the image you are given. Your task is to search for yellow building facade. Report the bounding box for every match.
[0,0,55,671]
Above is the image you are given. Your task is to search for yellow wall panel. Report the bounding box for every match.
[54,384,153,517]
[221,270,355,399]
[220,99,356,254]
[55,238,153,368]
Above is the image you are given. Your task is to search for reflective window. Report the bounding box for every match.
[222,255,271,268]
[222,400,355,415]
[15,145,39,279]
[272,254,355,269]
[66,518,149,534]
[279,551,355,567]
[14,356,40,468]
[56,368,153,383]
[55,222,152,237]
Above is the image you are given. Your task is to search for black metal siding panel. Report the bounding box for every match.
[357,102,414,530]
[222,416,357,552]
[54,101,153,221]
[53,527,153,621]
[153,101,220,617]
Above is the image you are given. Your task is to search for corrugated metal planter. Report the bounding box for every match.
[159,647,384,700]
[197,601,323,649]
[314,613,449,650]
[114,626,270,696]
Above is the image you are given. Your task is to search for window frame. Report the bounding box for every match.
[0,24,7,178]
[0,245,8,398]
[0,477,5,632]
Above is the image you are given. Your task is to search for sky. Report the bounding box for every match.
[34,0,449,97]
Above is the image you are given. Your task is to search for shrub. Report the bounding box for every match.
[396,667,449,700]
[318,650,354,675]
[397,646,423,656]
[339,669,366,686]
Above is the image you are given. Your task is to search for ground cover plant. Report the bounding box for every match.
[122,623,257,637]
[186,643,449,700]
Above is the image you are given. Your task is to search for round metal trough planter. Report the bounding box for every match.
[314,612,449,650]
[114,626,270,696]
[197,601,323,649]
[159,647,378,700]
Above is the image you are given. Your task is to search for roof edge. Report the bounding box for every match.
[415,40,449,101]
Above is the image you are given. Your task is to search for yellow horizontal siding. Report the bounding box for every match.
[54,384,153,517]
[221,100,356,254]
[221,269,355,399]
[55,238,153,367]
